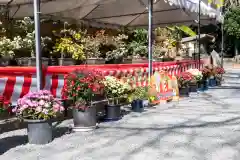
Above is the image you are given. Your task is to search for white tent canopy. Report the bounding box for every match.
[0,0,221,27]
[0,0,221,90]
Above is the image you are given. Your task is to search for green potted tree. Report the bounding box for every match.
[82,34,105,64]
[53,29,85,65]
[12,90,65,144]
[124,29,148,63]
[102,76,131,121]
[62,69,105,131]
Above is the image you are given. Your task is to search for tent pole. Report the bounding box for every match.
[221,8,224,68]
[33,0,43,90]
[198,0,201,69]
[148,0,153,81]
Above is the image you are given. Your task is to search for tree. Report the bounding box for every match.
[224,7,240,39]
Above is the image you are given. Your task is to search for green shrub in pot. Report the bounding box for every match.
[128,86,149,112]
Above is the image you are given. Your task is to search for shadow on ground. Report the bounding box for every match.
[0,126,70,155]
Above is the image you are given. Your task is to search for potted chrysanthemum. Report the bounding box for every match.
[102,76,131,120]
[177,72,194,97]
[12,90,65,144]
[186,69,203,92]
[62,69,105,131]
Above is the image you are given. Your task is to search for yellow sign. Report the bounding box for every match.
[149,71,179,103]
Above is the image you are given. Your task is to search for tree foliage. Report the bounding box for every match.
[224,7,240,39]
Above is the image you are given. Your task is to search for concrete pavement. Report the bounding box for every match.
[1,87,240,160]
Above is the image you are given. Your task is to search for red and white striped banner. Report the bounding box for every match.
[0,60,204,105]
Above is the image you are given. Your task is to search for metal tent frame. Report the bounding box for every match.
[0,0,222,90]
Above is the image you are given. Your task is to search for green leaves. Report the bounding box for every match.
[224,7,240,39]
[178,25,196,36]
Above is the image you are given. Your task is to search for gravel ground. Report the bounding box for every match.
[1,88,240,160]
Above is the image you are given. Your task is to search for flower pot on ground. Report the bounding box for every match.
[198,79,209,92]
[189,83,198,92]
[72,106,97,131]
[216,78,222,86]
[62,69,105,131]
[177,72,194,97]
[179,87,189,97]
[102,76,132,120]
[208,77,217,87]
[214,66,225,86]
[128,86,149,112]
[104,104,121,120]
[186,68,203,92]
[12,90,65,144]
[25,119,52,144]
[131,100,144,112]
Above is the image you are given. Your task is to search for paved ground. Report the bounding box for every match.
[1,86,240,160]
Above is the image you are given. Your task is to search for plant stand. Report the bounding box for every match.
[86,58,105,64]
[123,58,148,64]
[16,57,49,66]
[104,104,121,121]
[131,100,144,112]
[72,107,97,132]
[24,119,52,145]
[179,87,189,97]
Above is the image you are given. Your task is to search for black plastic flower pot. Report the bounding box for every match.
[216,80,221,86]
[24,119,52,145]
[189,83,198,92]
[72,107,97,132]
[198,80,208,92]
[179,87,189,97]
[104,104,121,121]
[131,100,144,112]
[208,78,217,87]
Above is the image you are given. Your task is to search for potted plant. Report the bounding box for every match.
[12,90,65,144]
[53,29,85,66]
[104,34,129,64]
[215,66,225,86]
[0,96,11,120]
[102,76,131,120]
[208,65,217,87]
[129,87,149,112]
[62,69,105,131]
[124,29,148,63]
[177,72,194,97]
[199,66,211,91]
[186,69,203,92]
[82,31,105,64]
